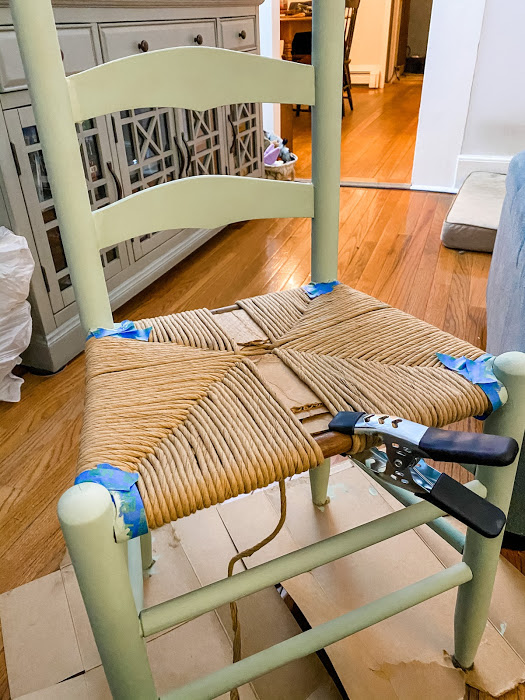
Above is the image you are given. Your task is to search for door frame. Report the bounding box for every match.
[411,0,487,191]
[260,0,487,193]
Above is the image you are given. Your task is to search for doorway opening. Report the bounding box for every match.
[279,0,433,186]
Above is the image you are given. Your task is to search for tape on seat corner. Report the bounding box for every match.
[75,464,148,542]
[87,320,152,342]
[303,280,340,299]
[436,352,507,418]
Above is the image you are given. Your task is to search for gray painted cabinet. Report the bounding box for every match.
[0,1,263,371]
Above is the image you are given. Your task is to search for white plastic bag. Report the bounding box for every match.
[0,226,34,402]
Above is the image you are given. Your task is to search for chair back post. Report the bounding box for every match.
[310,0,346,283]
[10,0,113,333]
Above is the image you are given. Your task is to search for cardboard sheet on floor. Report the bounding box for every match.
[0,572,83,697]
[1,507,335,699]
[3,460,525,699]
[358,467,525,696]
[217,463,525,699]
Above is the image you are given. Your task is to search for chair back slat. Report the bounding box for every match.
[68,47,315,122]
[11,0,346,333]
[94,177,314,251]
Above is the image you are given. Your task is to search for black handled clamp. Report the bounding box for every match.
[328,411,519,539]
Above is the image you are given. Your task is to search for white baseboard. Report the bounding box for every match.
[410,184,459,194]
[350,65,382,88]
[455,155,512,188]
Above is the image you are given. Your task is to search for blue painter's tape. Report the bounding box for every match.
[303,280,340,299]
[75,464,148,541]
[436,352,506,418]
[87,320,151,342]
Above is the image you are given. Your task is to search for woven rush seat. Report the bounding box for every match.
[78,284,490,529]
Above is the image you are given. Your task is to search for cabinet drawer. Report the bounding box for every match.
[99,21,216,62]
[220,17,256,52]
[0,25,98,93]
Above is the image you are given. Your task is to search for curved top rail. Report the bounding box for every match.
[68,47,315,122]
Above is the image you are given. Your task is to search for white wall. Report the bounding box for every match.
[413,0,525,190]
[259,0,281,134]
[411,0,486,190]
[351,0,392,88]
[457,0,525,183]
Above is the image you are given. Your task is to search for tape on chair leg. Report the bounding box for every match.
[75,464,148,542]
[86,320,152,342]
[436,352,507,417]
[302,280,340,298]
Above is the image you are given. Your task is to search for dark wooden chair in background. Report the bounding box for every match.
[342,0,360,115]
[293,0,360,117]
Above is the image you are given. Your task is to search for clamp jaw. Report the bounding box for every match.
[328,412,519,539]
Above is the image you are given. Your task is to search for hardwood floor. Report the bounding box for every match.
[293,75,423,183]
[0,187,522,699]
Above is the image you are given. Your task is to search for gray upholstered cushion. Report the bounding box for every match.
[441,171,507,252]
[486,150,525,539]
[486,153,525,355]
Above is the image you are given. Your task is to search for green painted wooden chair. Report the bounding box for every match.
[10,0,525,698]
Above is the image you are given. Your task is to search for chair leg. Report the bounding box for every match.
[454,352,525,669]
[141,530,155,571]
[309,458,331,506]
[58,482,157,700]
[128,538,145,613]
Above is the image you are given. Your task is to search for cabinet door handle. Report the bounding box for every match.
[138,40,149,52]
[40,265,51,293]
[173,137,186,179]
[10,142,21,176]
[239,30,247,40]
[194,34,204,45]
[228,114,237,154]
[181,134,192,177]
[106,161,123,200]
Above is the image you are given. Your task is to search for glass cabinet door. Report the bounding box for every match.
[225,103,264,178]
[112,107,185,260]
[6,106,129,313]
[176,108,226,178]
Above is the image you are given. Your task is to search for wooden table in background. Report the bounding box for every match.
[280,14,312,61]
[280,14,312,151]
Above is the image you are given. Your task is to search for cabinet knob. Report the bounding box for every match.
[138,40,149,52]
[194,34,204,45]
[239,30,247,40]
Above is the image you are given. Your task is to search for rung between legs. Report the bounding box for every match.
[161,563,472,700]
[140,483,483,638]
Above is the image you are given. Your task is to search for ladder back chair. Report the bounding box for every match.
[342,0,360,113]
[11,0,525,698]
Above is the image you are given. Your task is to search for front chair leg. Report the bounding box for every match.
[454,351,525,669]
[309,457,331,506]
[58,482,157,700]
[141,530,155,571]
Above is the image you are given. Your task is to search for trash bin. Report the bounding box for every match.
[263,130,297,181]
[264,153,298,181]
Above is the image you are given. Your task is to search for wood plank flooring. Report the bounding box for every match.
[293,76,423,183]
[0,187,523,698]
